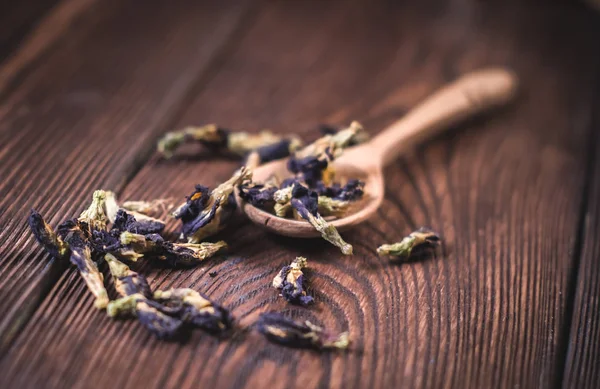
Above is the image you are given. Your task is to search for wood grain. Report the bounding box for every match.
[0,0,60,61]
[562,90,600,388]
[0,0,252,354]
[0,0,100,97]
[1,1,600,389]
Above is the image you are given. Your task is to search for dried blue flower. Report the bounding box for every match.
[157,124,302,160]
[106,254,183,339]
[120,231,227,266]
[153,288,233,333]
[317,196,350,217]
[28,210,70,260]
[238,183,278,208]
[112,209,164,234]
[287,155,329,186]
[254,138,302,164]
[56,219,109,309]
[290,183,319,218]
[289,183,352,255]
[172,185,210,221]
[272,257,313,306]
[314,179,364,201]
[256,312,349,350]
[377,227,441,261]
[174,167,252,242]
[285,121,365,187]
[318,123,370,146]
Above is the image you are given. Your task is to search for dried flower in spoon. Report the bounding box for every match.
[289,183,353,255]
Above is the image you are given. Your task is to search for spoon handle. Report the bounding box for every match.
[369,68,518,167]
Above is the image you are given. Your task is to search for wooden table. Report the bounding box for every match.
[1,1,599,388]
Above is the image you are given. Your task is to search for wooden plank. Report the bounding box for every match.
[561,90,600,387]
[0,0,99,97]
[0,0,252,354]
[0,0,60,60]
[2,1,599,388]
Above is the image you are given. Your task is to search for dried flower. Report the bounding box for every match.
[238,183,278,208]
[157,124,302,160]
[104,191,166,231]
[106,254,183,339]
[286,121,364,186]
[78,190,110,231]
[271,185,293,217]
[318,123,370,146]
[113,209,165,235]
[256,312,349,350]
[317,196,350,217]
[174,167,252,243]
[290,183,352,255]
[119,231,227,266]
[314,179,364,201]
[57,219,109,309]
[377,227,441,261]
[28,210,70,260]
[272,257,313,306]
[252,138,303,164]
[153,288,233,333]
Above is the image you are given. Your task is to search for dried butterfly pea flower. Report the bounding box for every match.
[256,312,349,350]
[294,121,364,161]
[175,167,252,243]
[28,210,70,260]
[238,183,278,208]
[272,186,293,217]
[288,121,364,186]
[253,138,303,164]
[112,209,164,235]
[157,124,229,158]
[78,190,111,231]
[377,227,441,261]
[317,196,350,217]
[89,209,165,262]
[106,254,183,339]
[104,191,166,231]
[157,124,302,160]
[272,256,313,306]
[314,179,364,202]
[318,123,370,146]
[290,183,353,255]
[105,253,152,298]
[153,288,233,333]
[57,219,109,309]
[120,231,227,266]
[287,155,329,186]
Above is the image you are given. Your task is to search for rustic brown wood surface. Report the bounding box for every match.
[0,1,599,388]
[562,95,600,387]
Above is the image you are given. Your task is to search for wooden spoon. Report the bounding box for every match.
[237,68,518,237]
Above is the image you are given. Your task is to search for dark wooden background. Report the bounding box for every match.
[1,1,599,388]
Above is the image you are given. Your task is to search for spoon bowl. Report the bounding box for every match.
[237,68,518,238]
